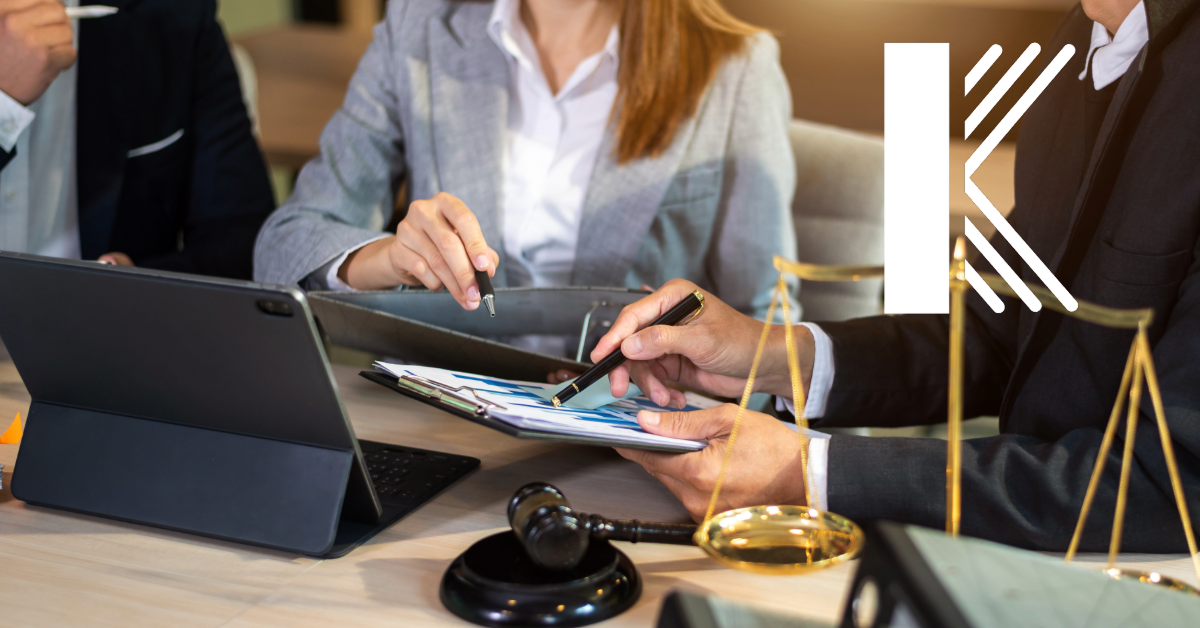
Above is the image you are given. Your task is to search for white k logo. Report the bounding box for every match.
[884,43,1080,315]
[962,44,1079,314]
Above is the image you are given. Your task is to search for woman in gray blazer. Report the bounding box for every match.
[254,0,796,338]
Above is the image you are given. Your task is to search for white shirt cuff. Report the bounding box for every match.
[779,422,831,512]
[775,323,835,419]
[803,429,830,512]
[0,89,36,152]
[323,235,390,291]
[800,323,835,419]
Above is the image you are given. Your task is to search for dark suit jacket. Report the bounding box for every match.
[816,0,1200,552]
[0,0,273,279]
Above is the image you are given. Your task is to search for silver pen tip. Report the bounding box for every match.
[483,295,495,317]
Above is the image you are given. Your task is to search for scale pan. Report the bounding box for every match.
[695,505,864,575]
[1104,568,1200,597]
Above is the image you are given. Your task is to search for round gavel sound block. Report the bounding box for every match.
[439,530,641,627]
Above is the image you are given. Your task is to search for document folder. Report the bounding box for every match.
[361,367,705,454]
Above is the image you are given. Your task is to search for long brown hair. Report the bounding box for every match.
[615,0,762,163]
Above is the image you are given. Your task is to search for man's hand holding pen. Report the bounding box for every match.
[339,192,499,311]
[591,279,817,521]
[591,279,817,408]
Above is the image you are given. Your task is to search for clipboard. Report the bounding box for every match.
[359,371,700,454]
[311,287,647,382]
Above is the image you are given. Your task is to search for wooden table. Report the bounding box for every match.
[0,358,1194,626]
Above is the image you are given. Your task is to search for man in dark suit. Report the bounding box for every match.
[592,0,1200,552]
[0,0,273,279]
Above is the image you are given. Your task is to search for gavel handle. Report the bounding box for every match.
[583,514,697,546]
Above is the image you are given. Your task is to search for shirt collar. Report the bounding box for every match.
[487,0,620,72]
[1078,0,1149,90]
[486,0,524,66]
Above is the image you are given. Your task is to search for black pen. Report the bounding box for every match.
[475,269,495,317]
[551,290,705,407]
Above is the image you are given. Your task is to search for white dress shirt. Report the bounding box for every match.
[0,0,82,259]
[326,0,618,296]
[799,4,1151,513]
[1079,1,1149,90]
[490,0,618,290]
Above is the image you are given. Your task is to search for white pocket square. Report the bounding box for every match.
[128,129,184,158]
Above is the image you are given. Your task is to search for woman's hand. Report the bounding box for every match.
[591,279,809,408]
[339,193,500,310]
[616,405,808,521]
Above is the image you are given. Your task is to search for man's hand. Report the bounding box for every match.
[591,279,813,408]
[339,192,500,310]
[616,405,808,521]
[98,252,133,266]
[0,0,76,106]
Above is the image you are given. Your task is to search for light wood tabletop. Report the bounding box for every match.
[0,357,1194,627]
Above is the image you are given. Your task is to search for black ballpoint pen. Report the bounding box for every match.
[551,290,705,407]
[475,269,496,317]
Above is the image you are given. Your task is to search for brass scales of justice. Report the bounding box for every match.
[691,237,1200,593]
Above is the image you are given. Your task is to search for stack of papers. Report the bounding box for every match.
[375,362,709,451]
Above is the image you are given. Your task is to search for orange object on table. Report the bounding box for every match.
[0,412,22,444]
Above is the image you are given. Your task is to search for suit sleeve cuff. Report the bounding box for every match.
[0,89,35,152]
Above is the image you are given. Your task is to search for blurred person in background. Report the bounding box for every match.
[0,0,274,278]
[254,0,797,355]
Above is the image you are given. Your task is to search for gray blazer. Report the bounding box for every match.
[254,0,797,319]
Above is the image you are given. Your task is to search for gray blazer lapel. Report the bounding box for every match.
[572,116,699,287]
[428,5,510,285]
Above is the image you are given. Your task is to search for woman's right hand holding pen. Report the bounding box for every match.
[591,279,817,408]
[339,192,499,311]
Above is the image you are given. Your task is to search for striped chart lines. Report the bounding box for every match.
[963,43,1079,313]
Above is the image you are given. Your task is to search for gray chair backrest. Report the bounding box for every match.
[789,120,885,322]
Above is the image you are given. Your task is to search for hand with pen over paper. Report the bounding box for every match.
[590,279,816,520]
[0,0,77,106]
[591,279,816,408]
[338,192,500,311]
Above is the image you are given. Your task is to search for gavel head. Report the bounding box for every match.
[508,483,590,571]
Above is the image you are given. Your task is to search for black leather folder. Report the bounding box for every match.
[309,287,649,381]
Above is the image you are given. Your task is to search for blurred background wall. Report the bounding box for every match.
[218,0,293,38]
[728,0,1074,139]
[218,0,1075,137]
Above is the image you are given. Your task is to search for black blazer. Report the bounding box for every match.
[0,0,273,279]
[816,0,1200,552]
